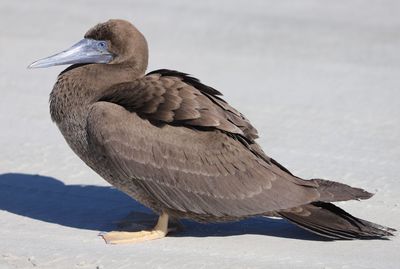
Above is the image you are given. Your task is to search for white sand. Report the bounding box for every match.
[0,0,399,268]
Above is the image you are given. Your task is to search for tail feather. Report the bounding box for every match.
[278,202,395,240]
[313,178,374,202]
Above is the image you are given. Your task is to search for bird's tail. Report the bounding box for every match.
[311,178,374,202]
[278,201,395,239]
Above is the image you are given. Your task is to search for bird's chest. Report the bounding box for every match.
[50,81,94,165]
[57,117,90,158]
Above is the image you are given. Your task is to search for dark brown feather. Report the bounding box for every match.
[279,202,395,239]
[86,102,321,219]
[146,69,223,96]
[99,70,268,164]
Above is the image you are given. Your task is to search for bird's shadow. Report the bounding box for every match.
[0,173,329,241]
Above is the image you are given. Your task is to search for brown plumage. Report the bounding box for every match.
[30,19,394,242]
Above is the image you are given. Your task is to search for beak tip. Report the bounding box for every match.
[27,62,38,69]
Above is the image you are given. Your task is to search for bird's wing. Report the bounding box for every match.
[103,69,259,141]
[86,71,320,217]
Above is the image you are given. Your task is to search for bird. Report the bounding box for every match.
[29,19,395,244]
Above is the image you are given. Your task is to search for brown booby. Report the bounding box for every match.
[29,19,395,244]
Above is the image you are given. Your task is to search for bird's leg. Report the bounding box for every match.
[101,212,169,244]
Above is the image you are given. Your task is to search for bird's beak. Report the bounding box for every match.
[28,38,113,69]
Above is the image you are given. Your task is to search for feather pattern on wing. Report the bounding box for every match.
[85,70,322,219]
[100,70,258,141]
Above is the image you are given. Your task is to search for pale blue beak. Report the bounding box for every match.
[28,38,113,68]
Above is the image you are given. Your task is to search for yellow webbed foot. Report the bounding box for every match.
[101,212,169,244]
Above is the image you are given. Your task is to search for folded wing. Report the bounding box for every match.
[86,70,320,218]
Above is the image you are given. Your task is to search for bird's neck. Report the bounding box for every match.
[50,64,142,124]
[49,64,143,155]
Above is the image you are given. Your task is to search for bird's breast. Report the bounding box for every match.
[49,76,94,164]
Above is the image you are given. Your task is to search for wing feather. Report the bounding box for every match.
[100,71,253,139]
[86,101,320,218]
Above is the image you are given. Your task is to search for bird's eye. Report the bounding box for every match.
[98,41,107,49]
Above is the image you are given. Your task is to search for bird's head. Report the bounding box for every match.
[28,19,148,72]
